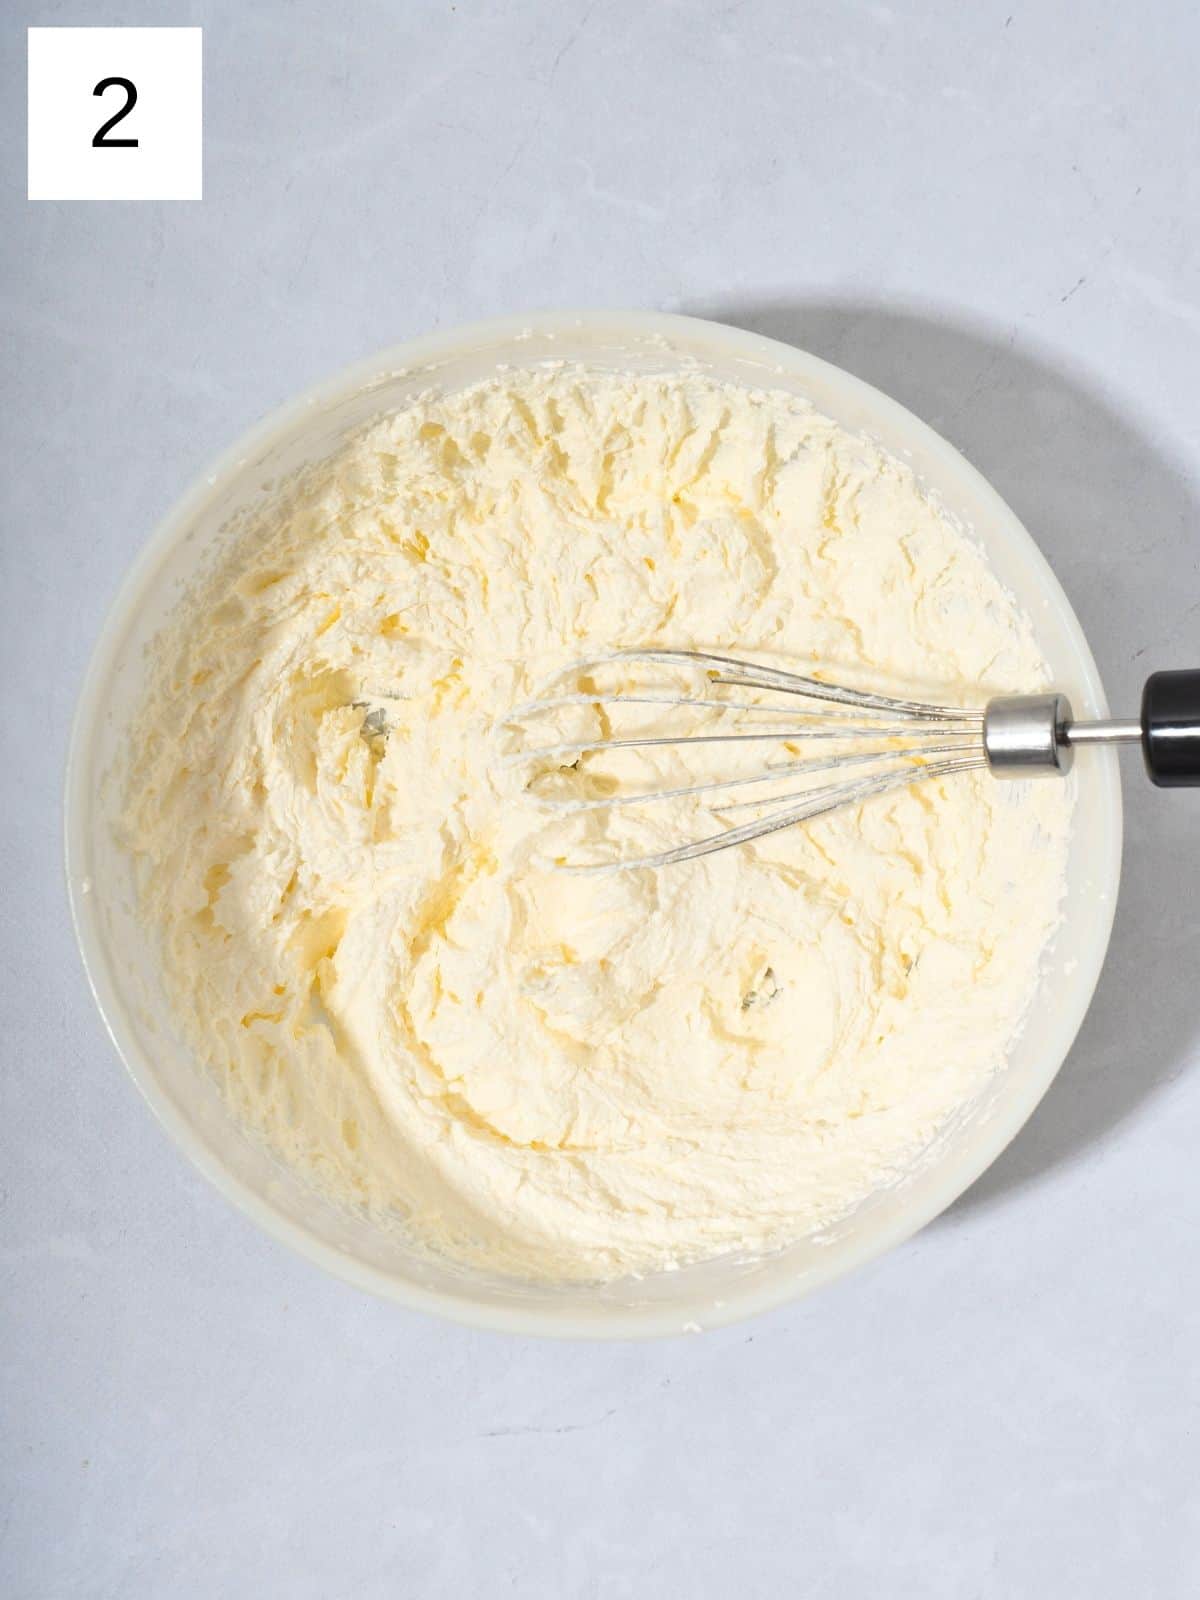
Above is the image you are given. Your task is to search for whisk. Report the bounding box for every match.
[502,651,1200,872]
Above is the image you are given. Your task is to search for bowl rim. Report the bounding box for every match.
[64,308,1122,1338]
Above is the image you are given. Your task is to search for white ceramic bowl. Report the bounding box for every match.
[65,311,1121,1337]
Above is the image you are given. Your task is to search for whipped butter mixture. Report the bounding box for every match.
[125,367,1072,1281]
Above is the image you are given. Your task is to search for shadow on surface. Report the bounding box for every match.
[691,296,1200,1216]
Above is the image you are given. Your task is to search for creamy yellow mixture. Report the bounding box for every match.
[124,368,1072,1281]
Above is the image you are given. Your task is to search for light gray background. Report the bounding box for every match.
[4,2,1199,1595]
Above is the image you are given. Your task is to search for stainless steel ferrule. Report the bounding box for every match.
[983,693,1075,777]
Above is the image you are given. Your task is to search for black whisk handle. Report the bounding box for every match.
[1142,670,1200,787]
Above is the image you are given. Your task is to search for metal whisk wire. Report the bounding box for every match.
[501,649,990,872]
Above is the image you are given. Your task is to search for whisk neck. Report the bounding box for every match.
[982,694,1075,777]
[983,694,1149,777]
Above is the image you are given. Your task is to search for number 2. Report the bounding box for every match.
[92,78,138,148]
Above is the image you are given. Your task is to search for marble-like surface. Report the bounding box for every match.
[3,2,1199,1594]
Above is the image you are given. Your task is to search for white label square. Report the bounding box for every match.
[28,28,202,201]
